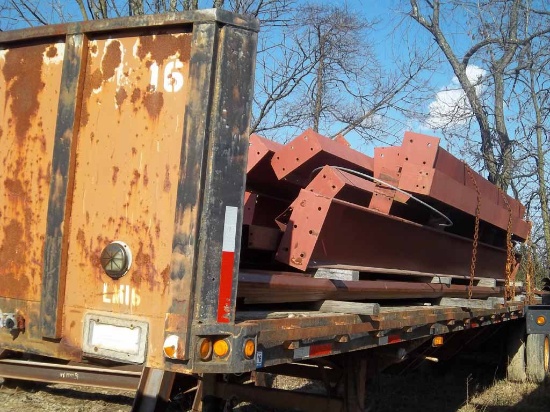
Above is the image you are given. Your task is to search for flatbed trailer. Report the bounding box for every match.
[0,9,549,412]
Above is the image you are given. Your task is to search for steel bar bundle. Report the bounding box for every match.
[238,271,505,304]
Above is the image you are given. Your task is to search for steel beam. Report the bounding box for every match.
[369,146,409,214]
[271,129,374,186]
[247,134,299,200]
[275,189,511,279]
[398,162,530,239]
[385,132,529,239]
[0,359,141,390]
[306,166,375,207]
[400,132,524,217]
[132,367,176,412]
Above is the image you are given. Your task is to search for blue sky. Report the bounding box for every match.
[0,0,486,156]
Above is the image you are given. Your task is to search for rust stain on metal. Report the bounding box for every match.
[81,40,123,126]
[0,220,31,295]
[4,177,26,197]
[143,91,164,118]
[0,220,26,267]
[161,265,171,293]
[131,169,141,187]
[101,40,122,80]
[81,68,103,126]
[163,165,171,192]
[115,87,128,107]
[136,33,191,65]
[2,45,47,143]
[143,165,149,187]
[76,229,86,252]
[112,166,120,184]
[130,88,141,104]
[46,46,58,58]
[132,241,156,288]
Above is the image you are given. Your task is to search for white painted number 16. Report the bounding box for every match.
[149,60,184,93]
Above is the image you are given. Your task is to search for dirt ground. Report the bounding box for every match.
[1,358,550,412]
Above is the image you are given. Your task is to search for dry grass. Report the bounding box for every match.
[458,380,550,412]
[370,358,550,412]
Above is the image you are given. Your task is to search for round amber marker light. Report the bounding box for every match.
[537,316,546,326]
[244,339,255,359]
[432,336,444,347]
[163,335,179,359]
[213,339,230,358]
[198,338,213,361]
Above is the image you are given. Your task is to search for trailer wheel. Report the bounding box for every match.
[506,323,526,382]
[525,333,549,383]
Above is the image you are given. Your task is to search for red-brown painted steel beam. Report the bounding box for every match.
[247,133,283,173]
[306,166,375,207]
[400,132,524,217]
[369,146,410,214]
[370,131,529,239]
[275,189,511,279]
[398,162,530,239]
[271,129,374,186]
[247,134,299,200]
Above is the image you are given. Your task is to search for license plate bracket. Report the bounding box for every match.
[83,313,148,364]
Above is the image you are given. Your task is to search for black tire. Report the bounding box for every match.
[507,323,527,382]
[526,333,549,383]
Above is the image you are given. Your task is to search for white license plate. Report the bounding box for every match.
[83,313,148,364]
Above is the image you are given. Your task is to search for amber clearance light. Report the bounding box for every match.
[244,339,256,359]
[213,339,230,358]
[432,336,444,347]
[536,315,547,326]
[198,338,213,361]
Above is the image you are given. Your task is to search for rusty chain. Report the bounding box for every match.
[466,167,481,300]
[525,221,535,305]
[499,190,515,303]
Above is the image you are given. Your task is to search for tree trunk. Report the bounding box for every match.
[492,70,513,190]
[183,0,198,10]
[74,0,89,20]
[409,0,500,186]
[129,0,144,16]
[529,68,550,266]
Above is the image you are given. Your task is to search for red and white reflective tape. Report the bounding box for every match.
[293,343,333,359]
[388,335,402,344]
[217,206,238,323]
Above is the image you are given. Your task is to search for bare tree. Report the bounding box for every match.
[408,0,550,191]
[251,3,433,143]
[0,0,225,26]
[510,35,550,268]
